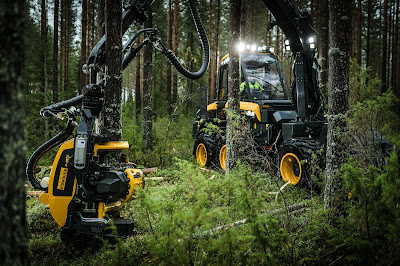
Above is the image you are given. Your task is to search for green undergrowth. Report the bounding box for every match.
[28,160,332,265]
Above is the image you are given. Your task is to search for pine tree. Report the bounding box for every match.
[52,0,59,103]
[172,0,179,107]
[143,5,153,150]
[318,0,329,103]
[97,0,122,140]
[382,0,389,93]
[166,0,173,115]
[226,0,241,172]
[324,0,351,225]
[80,0,88,92]
[0,1,29,264]
[135,25,142,121]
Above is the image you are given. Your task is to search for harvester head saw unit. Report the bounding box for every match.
[26,0,209,248]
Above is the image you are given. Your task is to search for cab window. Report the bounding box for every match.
[219,66,228,101]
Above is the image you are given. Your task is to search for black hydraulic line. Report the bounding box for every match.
[123,40,149,70]
[160,0,209,80]
[123,28,156,54]
[26,119,76,191]
[40,95,84,117]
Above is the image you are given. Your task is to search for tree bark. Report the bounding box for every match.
[357,0,362,65]
[40,0,47,94]
[97,0,122,141]
[318,0,329,105]
[208,0,213,99]
[80,0,88,92]
[135,26,142,121]
[52,0,59,103]
[366,0,371,70]
[59,0,64,91]
[166,0,172,115]
[392,0,399,90]
[210,0,221,101]
[98,0,105,40]
[240,0,246,40]
[226,0,241,173]
[324,0,351,226]
[143,5,153,151]
[382,0,389,93]
[0,1,29,264]
[172,0,179,107]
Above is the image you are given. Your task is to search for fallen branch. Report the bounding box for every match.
[144,177,164,181]
[199,167,210,172]
[189,202,308,239]
[27,191,43,197]
[141,168,158,175]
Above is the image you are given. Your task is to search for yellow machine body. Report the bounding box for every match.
[39,140,144,228]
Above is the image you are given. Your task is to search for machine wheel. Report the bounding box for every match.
[278,147,305,185]
[219,145,226,171]
[277,138,322,186]
[194,140,212,167]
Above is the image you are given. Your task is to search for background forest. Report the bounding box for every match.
[15,0,400,264]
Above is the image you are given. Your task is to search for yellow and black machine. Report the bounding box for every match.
[193,0,327,186]
[27,0,209,247]
[193,0,395,186]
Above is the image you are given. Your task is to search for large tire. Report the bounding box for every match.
[219,145,226,171]
[194,139,213,167]
[278,145,305,185]
[278,138,323,187]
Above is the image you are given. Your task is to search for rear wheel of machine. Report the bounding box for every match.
[278,147,305,186]
[195,141,211,167]
[219,145,226,171]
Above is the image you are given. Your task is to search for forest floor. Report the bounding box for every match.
[26,159,329,265]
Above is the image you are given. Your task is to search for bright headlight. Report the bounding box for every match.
[237,42,245,52]
[308,37,315,44]
[245,110,255,118]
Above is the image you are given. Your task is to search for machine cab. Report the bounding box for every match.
[217,50,288,102]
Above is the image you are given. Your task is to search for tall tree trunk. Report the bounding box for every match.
[240,0,246,40]
[226,0,241,173]
[53,0,59,103]
[143,5,153,151]
[366,0,371,70]
[208,0,213,100]
[172,0,179,107]
[382,0,389,93]
[98,0,105,40]
[324,0,351,226]
[64,0,71,92]
[59,0,64,91]
[80,0,88,92]
[250,0,254,42]
[166,0,172,115]
[210,0,221,101]
[357,0,362,65]
[97,0,122,141]
[0,1,29,264]
[41,0,47,94]
[319,0,329,105]
[135,26,142,121]
[87,0,91,57]
[392,0,399,90]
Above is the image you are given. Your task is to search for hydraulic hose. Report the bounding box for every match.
[40,95,84,117]
[26,119,76,192]
[161,0,209,80]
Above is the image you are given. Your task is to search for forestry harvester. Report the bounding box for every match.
[193,0,395,185]
[193,0,328,185]
[26,0,209,247]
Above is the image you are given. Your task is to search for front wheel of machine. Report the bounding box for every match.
[278,146,306,186]
[194,140,212,167]
[219,145,226,171]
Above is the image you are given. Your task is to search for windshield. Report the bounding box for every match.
[241,53,288,100]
